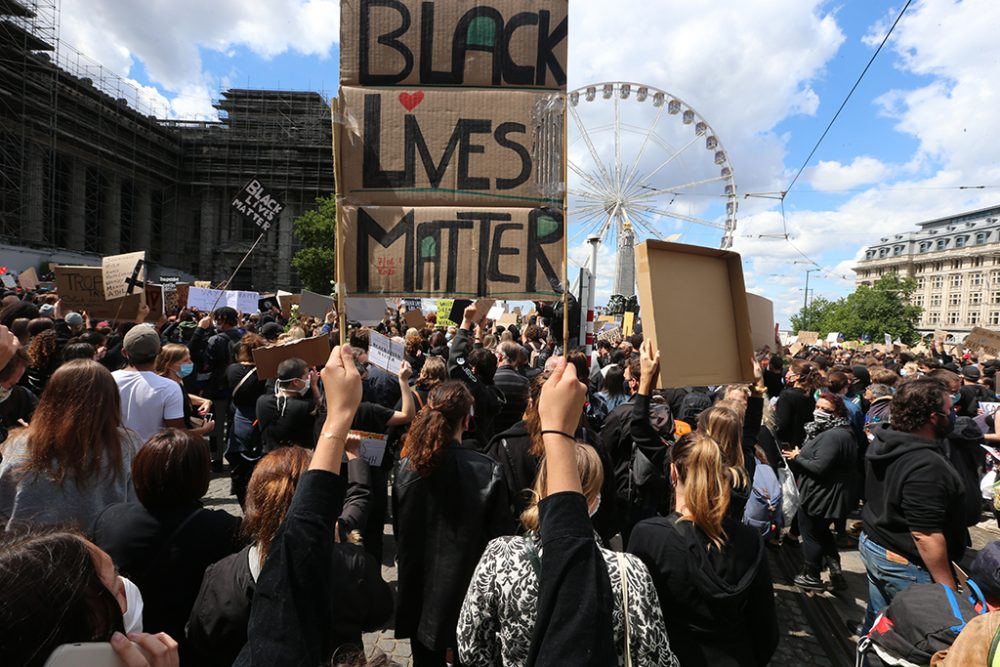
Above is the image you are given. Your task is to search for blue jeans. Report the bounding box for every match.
[859,531,932,633]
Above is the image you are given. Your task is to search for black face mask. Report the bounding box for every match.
[933,410,956,439]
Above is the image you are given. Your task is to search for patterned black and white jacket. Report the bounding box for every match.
[457,532,679,667]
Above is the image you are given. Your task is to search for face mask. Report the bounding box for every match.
[0,385,12,403]
[951,392,961,404]
[813,409,832,423]
[589,493,601,518]
[299,378,311,395]
[934,410,956,439]
[178,362,194,378]
[119,576,144,634]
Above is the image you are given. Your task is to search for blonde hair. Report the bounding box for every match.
[520,443,603,532]
[697,405,749,490]
[672,432,730,550]
[154,343,190,377]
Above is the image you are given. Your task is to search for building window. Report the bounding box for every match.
[866,250,875,260]
[973,257,984,267]
[950,274,963,288]
[992,291,1000,305]
[977,232,990,244]
[916,277,925,289]
[932,276,944,290]
[971,292,983,305]
[894,245,904,256]
[931,294,943,307]
[991,312,1000,326]
[948,312,960,325]
[949,293,961,306]
[934,261,945,271]
[972,272,984,287]
[951,259,963,270]
[928,312,940,324]
[937,239,949,250]
[879,248,889,258]
[970,311,981,325]
[913,295,924,307]
[919,242,931,253]
[916,263,926,273]
[955,236,968,248]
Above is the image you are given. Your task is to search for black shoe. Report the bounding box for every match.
[794,572,826,591]
[825,557,848,591]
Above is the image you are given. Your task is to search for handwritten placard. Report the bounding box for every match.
[101,252,146,300]
[369,330,404,376]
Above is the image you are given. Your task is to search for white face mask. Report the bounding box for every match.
[119,576,144,634]
[589,493,601,518]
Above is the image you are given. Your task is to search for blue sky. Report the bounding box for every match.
[59,0,1000,326]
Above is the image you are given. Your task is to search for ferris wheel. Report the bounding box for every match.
[567,82,739,297]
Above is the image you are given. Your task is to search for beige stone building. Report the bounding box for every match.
[854,204,1000,336]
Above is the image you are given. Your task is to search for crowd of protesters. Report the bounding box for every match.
[3,285,1000,666]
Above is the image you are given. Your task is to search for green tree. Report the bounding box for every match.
[291,195,336,294]
[789,273,923,345]
[789,296,835,333]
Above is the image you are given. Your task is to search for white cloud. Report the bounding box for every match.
[806,156,892,191]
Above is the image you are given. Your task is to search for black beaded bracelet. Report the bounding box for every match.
[540,429,576,441]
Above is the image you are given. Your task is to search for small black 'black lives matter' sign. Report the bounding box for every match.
[232,178,285,232]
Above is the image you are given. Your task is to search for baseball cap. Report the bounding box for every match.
[38,303,55,317]
[962,365,981,380]
[969,541,1000,602]
[123,324,161,359]
[65,312,84,327]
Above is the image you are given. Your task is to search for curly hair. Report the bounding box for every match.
[816,392,848,418]
[27,329,58,371]
[891,378,946,433]
[401,381,472,476]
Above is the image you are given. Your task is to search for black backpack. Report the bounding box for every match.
[858,580,988,667]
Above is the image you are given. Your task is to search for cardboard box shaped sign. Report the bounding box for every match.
[337,86,564,207]
[54,265,143,320]
[635,241,754,389]
[341,204,564,299]
[339,0,568,90]
[797,331,819,345]
[746,293,776,353]
[964,327,1000,356]
[253,335,332,380]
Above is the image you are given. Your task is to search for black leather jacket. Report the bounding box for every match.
[392,442,515,650]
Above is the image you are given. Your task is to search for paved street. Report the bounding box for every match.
[206,473,1000,666]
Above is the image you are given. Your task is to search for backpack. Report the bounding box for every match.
[743,463,783,539]
[858,581,988,667]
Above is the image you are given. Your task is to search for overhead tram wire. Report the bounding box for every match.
[742,0,913,276]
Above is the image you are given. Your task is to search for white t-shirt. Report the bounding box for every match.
[112,369,185,443]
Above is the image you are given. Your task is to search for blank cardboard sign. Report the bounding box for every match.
[635,241,754,389]
[746,293,777,353]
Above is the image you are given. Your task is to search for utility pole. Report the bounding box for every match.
[804,268,818,328]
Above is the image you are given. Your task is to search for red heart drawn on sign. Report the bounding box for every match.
[398,91,424,112]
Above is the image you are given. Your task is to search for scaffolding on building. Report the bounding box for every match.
[0,0,335,289]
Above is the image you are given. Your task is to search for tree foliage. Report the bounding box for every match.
[789,273,923,345]
[291,195,336,294]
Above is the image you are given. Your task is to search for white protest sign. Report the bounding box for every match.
[368,330,404,376]
[101,251,146,300]
[487,303,506,321]
[1,274,15,289]
[826,332,842,344]
[186,287,259,313]
[884,333,892,347]
[349,430,388,467]
[980,402,1000,416]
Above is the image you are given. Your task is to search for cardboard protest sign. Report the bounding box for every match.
[175,284,190,309]
[746,293,776,353]
[101,252,146,300]
[253,335,332,379]
[299,290,337,318]
[796,331,819,345]
[144,284,163,318]
[635,241,754,389]
[622,311,635,337]
[401,298,422,312]
[369,330,405,375]
[231,177,285,232]
[277,291,301,318]
[346,297,388,325]
[934,329,950,342]
[338,87,564,207]
[403,309,426,329]
[53,265,142,320]
[1,274,15,288]
[348,430,389,468]
[194,281,212,288]
[789,342,804,357]
[436,299,457,326]
[497,312,519,327]
[340,0,568,90]
[162,285,179,314]
[18,267,38,291]
[596,322,623,346]
[341,204,564,298]
[980,402,1000,416]
[964,327,1000,356]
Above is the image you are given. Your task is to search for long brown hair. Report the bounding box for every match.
[672,431,730,550]
[521,443,603,532]
[12,360,124,484]
[241,446,311,561]
[414,355,447,391]
[154,343,189,378]
[401,381,472,476]
[697,405,749,489]
[524,371,551,457]
[236,333,268,363]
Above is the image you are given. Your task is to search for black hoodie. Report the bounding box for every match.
[861,423,968,566]
[627,514,779,667]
